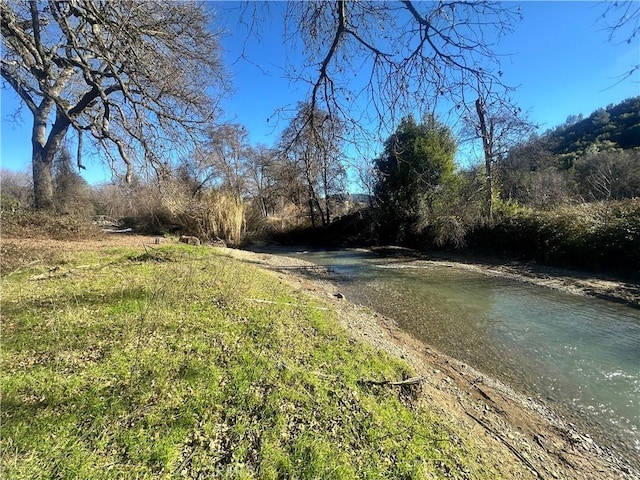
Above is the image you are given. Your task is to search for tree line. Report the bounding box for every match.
[1,101,350,246]
[4,96,639,229]
[2,1,639,273]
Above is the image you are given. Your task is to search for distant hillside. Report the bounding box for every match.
[546,96,640,165]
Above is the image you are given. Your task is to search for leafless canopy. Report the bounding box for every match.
[600,0,640,44]
[284,1,520,137]
[278,102,346,226]
[469,83,535,220]
[599,0,640,82]
[1,0,226,207]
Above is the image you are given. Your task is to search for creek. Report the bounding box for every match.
[261,247,640,467]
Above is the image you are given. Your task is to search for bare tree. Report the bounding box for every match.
[279,103,346,227]
[0,168,33,209]
[1,0,227,210]
[577,149,640,201]
[498,135,570,207]
[245,144,279,218]
[283,1,520,137]
[206,124,250,200]
[464,84,534,221]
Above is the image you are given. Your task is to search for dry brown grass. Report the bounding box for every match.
[0,233,158,276]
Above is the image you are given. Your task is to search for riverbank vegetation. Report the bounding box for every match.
[469,200,640,273]
[1,242,499,478]
[2,98,639,277]
[2,0,638,276]
[2,3,638,478]
[263,98,640,277]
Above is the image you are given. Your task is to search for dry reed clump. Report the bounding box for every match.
[162,188,245,247]
[196,191,245,247]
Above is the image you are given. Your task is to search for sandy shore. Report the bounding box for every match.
[222,246,639,480]
[422,259,640,309]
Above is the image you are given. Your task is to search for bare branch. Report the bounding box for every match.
[1,61,37,113]
[284,0,521,153]
[600,0,640,44]
[599,0,640,83]
[2,0,228,208]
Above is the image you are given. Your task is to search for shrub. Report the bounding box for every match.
[0,208,101,240]
[468,199,640,275]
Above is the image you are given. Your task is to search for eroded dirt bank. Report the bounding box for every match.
[224,247,639,480]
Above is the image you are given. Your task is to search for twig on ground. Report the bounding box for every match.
[243,297,329,310]
[358,376,426,387]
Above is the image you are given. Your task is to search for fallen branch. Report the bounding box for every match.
[358,376,426,387]
[459,400,546,479]
[30,267,72,281]
[243,297,329,311]
[141,244,170,262]
[143,243,158,254]
[5,260,41,277]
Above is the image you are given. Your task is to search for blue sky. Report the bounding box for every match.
[1,1,639,184]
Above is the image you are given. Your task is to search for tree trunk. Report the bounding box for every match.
[321,165,331,226]
[308,197,316,227]
[302,153,319,228]
[322,198,330,226]
[483,153,493,222]
[475,97,493,223]
[31,111,55,211]
[31,108,71,211]
[32,152,54,211]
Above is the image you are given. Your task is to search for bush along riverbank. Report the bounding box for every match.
[468,200,640,276]
[2,242,502,479]
[268,199,640,281]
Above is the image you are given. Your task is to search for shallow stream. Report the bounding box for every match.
[261,248,640,467]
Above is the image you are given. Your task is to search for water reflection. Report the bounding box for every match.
[265,248,640,464]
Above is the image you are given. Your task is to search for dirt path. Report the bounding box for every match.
[222,247,639,480]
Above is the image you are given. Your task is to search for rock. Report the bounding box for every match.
[179,235,201,246]
[211,237,227,247]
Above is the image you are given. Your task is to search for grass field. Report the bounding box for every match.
[1,242,497,479]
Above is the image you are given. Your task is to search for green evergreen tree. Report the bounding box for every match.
[374,115,456,242]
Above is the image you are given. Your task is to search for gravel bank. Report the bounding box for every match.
[223,247,639,480]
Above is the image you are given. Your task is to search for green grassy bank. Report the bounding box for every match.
[1,244,497,479]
